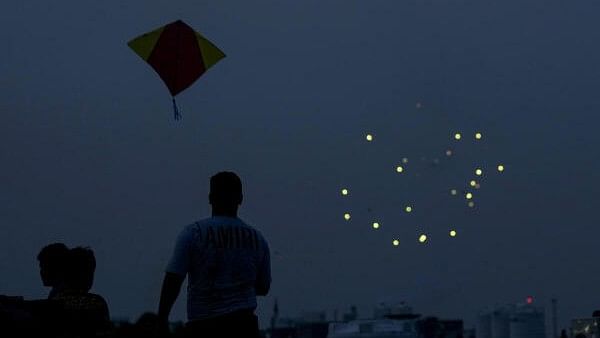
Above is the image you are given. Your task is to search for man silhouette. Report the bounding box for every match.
[158,171,271,338]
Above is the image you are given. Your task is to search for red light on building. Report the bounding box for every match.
[526,296,534,304]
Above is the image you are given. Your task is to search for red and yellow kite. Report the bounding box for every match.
[128,20,225,120]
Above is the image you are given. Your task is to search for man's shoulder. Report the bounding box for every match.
[180,218,212,233]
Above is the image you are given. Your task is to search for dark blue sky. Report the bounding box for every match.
[1,0,600,331]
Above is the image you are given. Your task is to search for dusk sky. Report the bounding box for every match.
[2,0,600,331]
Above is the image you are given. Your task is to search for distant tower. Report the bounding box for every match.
[271,298,279,330]
[551,298,558,338]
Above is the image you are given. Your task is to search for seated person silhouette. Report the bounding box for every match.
[37,243,70,299]
[0,243,68,334]
[52,247,111,337]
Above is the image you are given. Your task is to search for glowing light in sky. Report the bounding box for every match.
[402,157,409,164]
[344,213,351,221]
[446,150,453,157]
[372,222,380,229]
[450,230,457,237]
[392,239,400,246]
[366,134,374,142]
[470,180,477,187]
[475,132,483,140]
[466,192,473,200]
[405,206,413,213]
[419,234,427,243]
[341,189,349,196]
[451,189,458,195]
[497,164,505,172]
[475,168,483,176]
[396,166,404,173]
[454,133,462,140]
[468,201,475,208]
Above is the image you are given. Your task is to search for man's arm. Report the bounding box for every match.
[159,225,193,320]
[157,272,185,321]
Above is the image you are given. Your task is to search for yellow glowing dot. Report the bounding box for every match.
[396,166,404,173]
[454,133,462,140]
[341,189,349,196]
[468,201,475,208]
[475,132,483,140]
[446,149,453,157]
[372,222,380,229]
[451,189,457,196]
[450,230,457,237]
[344,213,351,221]
[419,234,427,243]
[466,192,473,200]
[392,239,400,246]
[402,157,409,164]
[470,180,477,187]
[405,206,412,213]
[366,134,374,141]
[497,164,505,172]
[475,168,483,176]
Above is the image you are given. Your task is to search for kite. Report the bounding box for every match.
[128,20,226,120]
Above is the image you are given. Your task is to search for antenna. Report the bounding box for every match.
[551,298,558,338]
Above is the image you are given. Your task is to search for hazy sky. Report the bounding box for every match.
[2,0,600,331]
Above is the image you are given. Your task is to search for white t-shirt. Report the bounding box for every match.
[166,216,271,321]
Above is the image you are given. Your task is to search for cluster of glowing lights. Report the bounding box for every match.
[339,129,507,247]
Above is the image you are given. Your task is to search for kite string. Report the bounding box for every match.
[172,97,182,120]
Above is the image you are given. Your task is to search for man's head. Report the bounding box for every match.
[66,247,96,292]
[209,171,243,215]
[38,243,69,287]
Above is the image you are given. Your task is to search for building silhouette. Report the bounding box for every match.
[477,302,545,338]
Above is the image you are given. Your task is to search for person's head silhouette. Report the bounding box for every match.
[209,171,243,217]
[37,243,69,297]
[66,247,96,292]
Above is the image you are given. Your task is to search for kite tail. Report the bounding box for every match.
[172,97,182,120]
